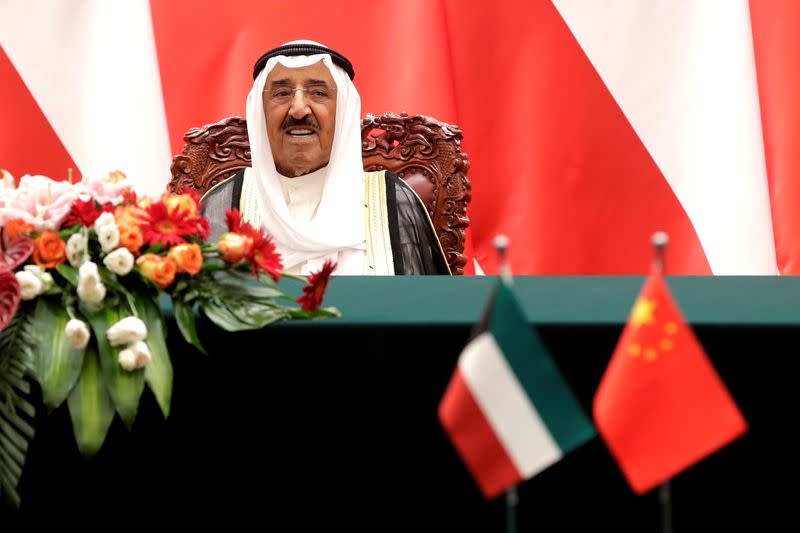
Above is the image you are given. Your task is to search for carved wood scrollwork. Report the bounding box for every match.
[361,112,471,275]
[168,112,471,274]
[167,117,251,195]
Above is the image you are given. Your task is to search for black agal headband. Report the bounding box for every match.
[253,43,355,80]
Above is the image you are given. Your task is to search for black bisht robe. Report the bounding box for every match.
[200,169,450,275]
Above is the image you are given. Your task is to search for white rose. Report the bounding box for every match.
[97,224,120,253]
[93,212,116,231]
[66,233,86,267]
[22,264,54,292]
[68,250,83,268]
[106,316,147,346]
[23,264,43,277]
[103,247,134,276]
[39,272,54,292]
[78,261,101,286]
[65,319,91,349]
[118,347,138,371]
[15,271,42,300]
[77,280,106,304]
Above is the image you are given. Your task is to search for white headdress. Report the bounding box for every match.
[245,40,365,269]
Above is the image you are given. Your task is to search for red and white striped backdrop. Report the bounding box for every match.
[2,0,798,275]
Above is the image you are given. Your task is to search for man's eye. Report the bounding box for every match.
[273,90,291,98]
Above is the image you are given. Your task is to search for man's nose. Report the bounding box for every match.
[288,89,311,119]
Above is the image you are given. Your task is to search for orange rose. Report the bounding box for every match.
[168,243,203,274]
[163,193,198,218]
[5,218,34,240]
[33,230,66,269]
[106,170,127,183]
[217,232,254,263]
[118,224,144,254]
[115,204,146,228]
[136,254,177,289]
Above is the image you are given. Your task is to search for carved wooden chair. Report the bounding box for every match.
[167,112,471,274]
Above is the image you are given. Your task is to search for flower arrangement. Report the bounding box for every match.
[0,170,338,506]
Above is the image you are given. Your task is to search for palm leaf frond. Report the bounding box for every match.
[0,306,36,508]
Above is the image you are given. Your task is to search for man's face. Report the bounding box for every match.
[264,61,337,177]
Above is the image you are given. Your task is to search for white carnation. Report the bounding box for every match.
[106,316,147,346]
[65,319,91,349]
[118,347,138,371]
[15,271,42,300]
[103,247,134,276]
[97,224,120,253]
[77,280,106,304]
[66,233,87,267]
[94,212,116,231]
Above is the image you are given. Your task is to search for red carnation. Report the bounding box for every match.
[64,198,103,228]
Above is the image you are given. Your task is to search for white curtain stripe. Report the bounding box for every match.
[553,0,777,274]
[0,0,171,197]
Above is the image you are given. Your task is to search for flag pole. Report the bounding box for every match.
[493,234,518,533]
[651,231,673,533]
[495,234,512,286]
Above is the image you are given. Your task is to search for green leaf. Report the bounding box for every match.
[287,307,342,320]
[56,263,79,287]
[199,257,226,272]
[211,270,283,299]
[133,292,173,419]
[66,343,115,456]
[143,243,164,255]
[201,299,288,331]
[174,299,206,355]
[82,305,145,429]
[0,307,36,508]
[31,297,86,409]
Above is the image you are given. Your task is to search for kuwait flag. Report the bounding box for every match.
[438,281,595,499]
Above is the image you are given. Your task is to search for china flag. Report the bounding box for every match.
[593,271,748,494]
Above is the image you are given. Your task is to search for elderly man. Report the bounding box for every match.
[201,41,450,275]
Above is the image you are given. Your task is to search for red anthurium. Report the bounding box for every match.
[0,229,35,272]
[297,259,337,311]
[0,271,21,332]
